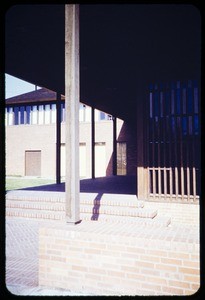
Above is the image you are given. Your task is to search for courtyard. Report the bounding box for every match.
[5,176,200,296]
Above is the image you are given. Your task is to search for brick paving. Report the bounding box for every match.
[5,217,90,296]
[5,175,199,296]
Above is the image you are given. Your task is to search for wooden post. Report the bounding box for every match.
[137,87,149,200]
[65,4,80,224]
[56,91,61,184]
[113,117,117,176]
[91,106,95,179]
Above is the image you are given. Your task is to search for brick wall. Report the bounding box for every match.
[39,223,200,296]
[6,124,56,178]
[6,119,138,179]
[145,201,199,227]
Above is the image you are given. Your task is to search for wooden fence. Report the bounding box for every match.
[147,80,200,203]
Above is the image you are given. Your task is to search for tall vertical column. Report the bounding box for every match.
[113,117,117,175]
[136,87,149,200]
[56,92,61,184]
[91,106,95,179]
[65,4,80,224]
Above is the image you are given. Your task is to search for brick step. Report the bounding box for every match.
[6,207,65,220]
[6,199,155,218]
[80,205,157,218]
[6,207,170,227]
[6,200,66,211]
[81,213,171,227]
[6,191,144,208]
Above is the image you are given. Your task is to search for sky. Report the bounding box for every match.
[5,74,40,99]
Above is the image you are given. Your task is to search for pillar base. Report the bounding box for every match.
[66,218,82,225]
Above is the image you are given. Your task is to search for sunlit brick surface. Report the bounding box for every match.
[38,220,200,296]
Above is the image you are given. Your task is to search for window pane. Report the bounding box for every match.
[61,103,65,122]
[14,107,19,125]
[8,107,14,125]
[5,108,8,126]
[45,104,50,124]
[38,105,44,124]
[79,104,85,122]
[32,105,38,124]
[85,106,91,122]
[26,106,31,124]
[20,106,25,124]
[100,111,106,120]
[51,104,56,123]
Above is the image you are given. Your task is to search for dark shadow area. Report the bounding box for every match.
[91,192,103,221]
[19,175,137,195]
[80,176,136,195]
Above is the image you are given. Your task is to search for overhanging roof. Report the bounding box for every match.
[5,4,201,121]
[6,88,64,105]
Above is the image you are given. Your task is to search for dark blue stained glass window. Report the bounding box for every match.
[171,116,175,135]
[159,82,164,90]
[14,107,19,125]
[165,90,170,116]
[194,115,199,135]
[187,87,193,114]
[154,91,159,116]
[176,89,181,114]
[20,106,25,124]
[182,116,187,135]
[149,93,153,118]
[26,106,31,124]
[149,83,153,91]
[171,81,175,90]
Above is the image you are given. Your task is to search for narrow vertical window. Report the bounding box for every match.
[14,107,19,125]
[26,106,31,124]
[5,108,8,126]
[95,109,100,121]
[38,105,44,124]
[100,111,106,120]
[8,107,14,125]
[61,103,65,122]
[45,104,50,124]
[79,103,85,122]
[32,105,38,124]
[20,106,25,124]
[51,104,56,124]
[85,105,91,122]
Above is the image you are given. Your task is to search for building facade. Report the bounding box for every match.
[5,79,200,204]
[5,88,137,180]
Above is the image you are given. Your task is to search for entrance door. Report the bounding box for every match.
[25,150,41,176]
[60,144,66,177]
[95,142,106,177]
[117,142,127,175]
[60,143,87,178]
[79,143,86,178]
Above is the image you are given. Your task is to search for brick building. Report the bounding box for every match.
[6,87,136,179]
